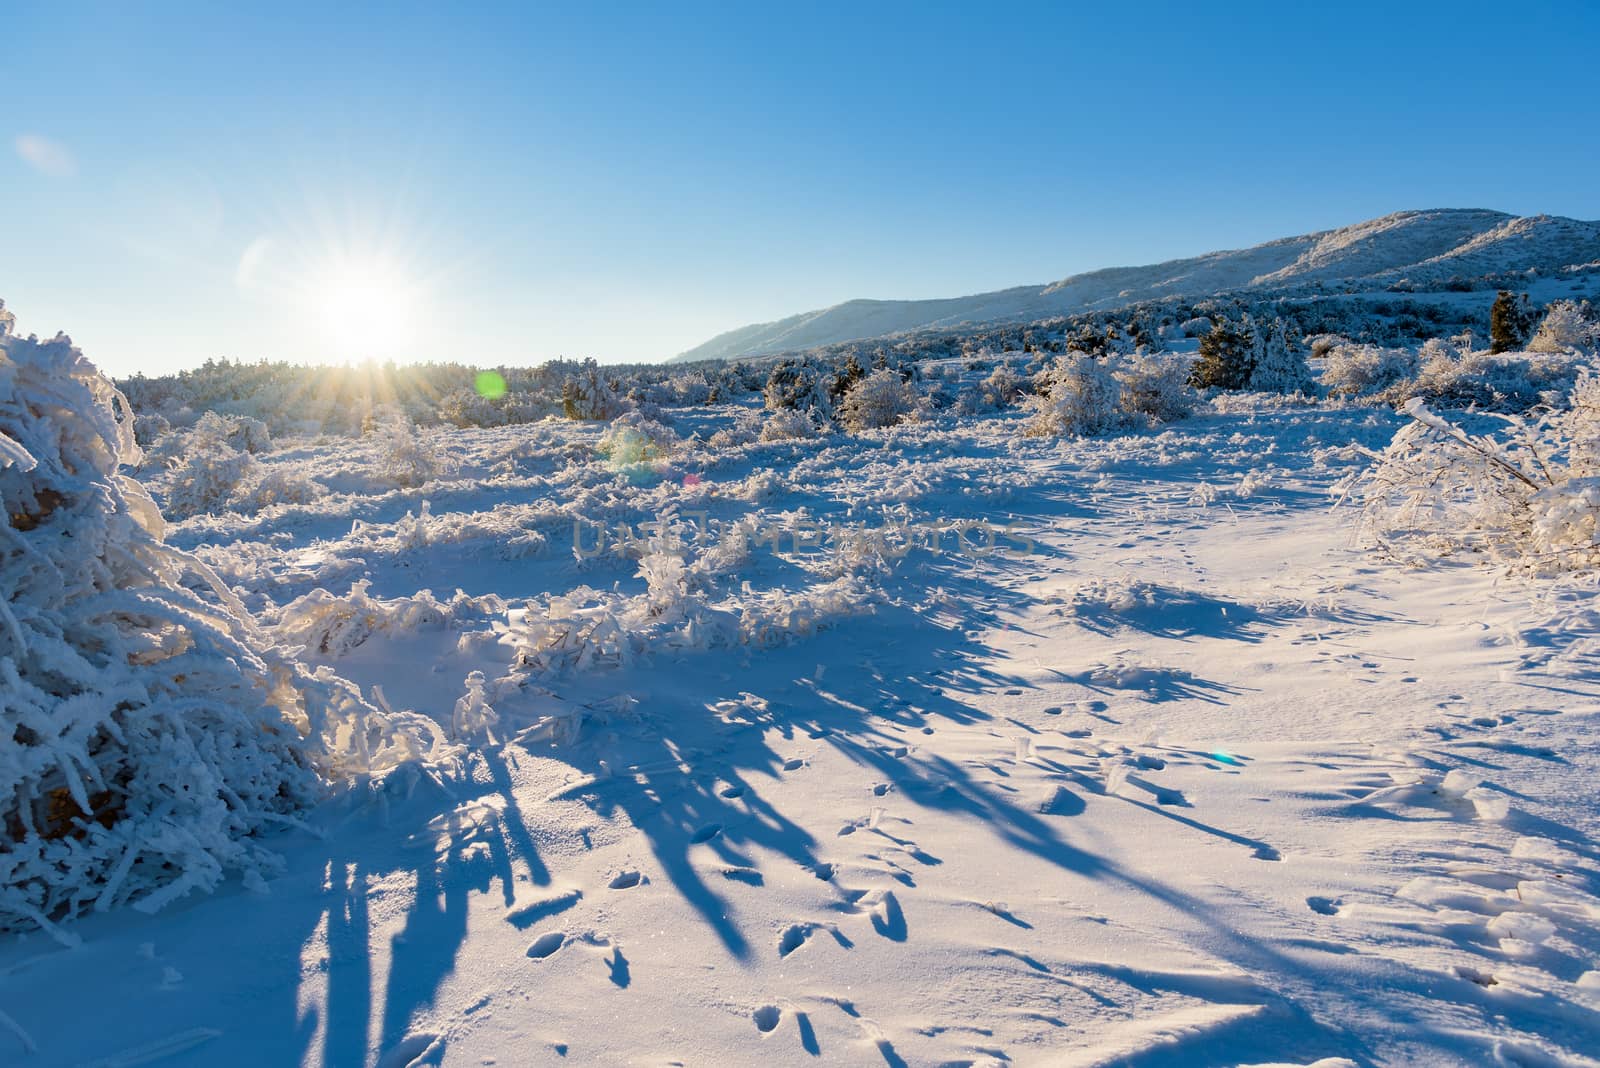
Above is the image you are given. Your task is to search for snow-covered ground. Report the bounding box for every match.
[6,396,1600,1067]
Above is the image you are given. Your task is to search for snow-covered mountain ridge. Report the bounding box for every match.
[674,209,1600,362]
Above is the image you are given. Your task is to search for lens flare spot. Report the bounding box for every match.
[475,371,507,400]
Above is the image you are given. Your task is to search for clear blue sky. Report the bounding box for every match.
[4,1,1598,375]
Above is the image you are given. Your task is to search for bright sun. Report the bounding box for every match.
[311,255,419,363]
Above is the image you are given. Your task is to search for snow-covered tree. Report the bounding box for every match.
[1489,290,1534,354]
[1247,319,1314,394]
[1189,319,1255,390]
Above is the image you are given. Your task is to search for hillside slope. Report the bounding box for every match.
[675,209,1600,362]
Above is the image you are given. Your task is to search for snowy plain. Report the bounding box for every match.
[4,382,1599,1068]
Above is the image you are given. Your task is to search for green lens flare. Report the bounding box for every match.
[475,370,507,400]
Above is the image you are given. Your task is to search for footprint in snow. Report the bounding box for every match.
[1307,896,1341,916]
[868,891,907,941]
[526,932,566,959]
[690,823,723,844]
[1039,784,1085,817]
[783,758,806,772]
[718,783,746,799]
[753,1005,782,1034]
[778,924,811,957]
[608,870,642,890]
[871,783,891,797]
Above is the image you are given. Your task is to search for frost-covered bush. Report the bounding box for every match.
[373,410,447,488]
[192,410,271,454]
[562,359,627,421]
[164,441,255,518]
[132,412,170,448]
[598,411,679,469]
[1348,372,1600,572]
[231,464,327,514]
[1022,352,1123,437]
[1528,300,1598,354]
[1115,352,1197,423]
[982,364,1025,409]
[839,369,917,431]
[437,386,507,428]
[273,580,500,657]
[763,358,835,417]
[669,372,712,406]
[451,671,498,742]
[1189,318,1256,390]
[1320,342,1420,398]
[0,323,448,934]
[760,406,823,442]
[1387,346,1583,412]
[161,409,280,516]
[1247,320,1314,394]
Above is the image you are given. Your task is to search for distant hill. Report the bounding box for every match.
[673,209,1600,362]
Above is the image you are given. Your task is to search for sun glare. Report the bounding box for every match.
[311,255,419,363]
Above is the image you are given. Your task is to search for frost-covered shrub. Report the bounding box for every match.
[159,411,272,516]
[669,372,712,406]
[1022,352,1123,437]
[192,410,271,454]
[763,359,835,417]
[839,369,917,431]
[437,386,507,428]
[273,579,499,657]
[1115,352,1197,423]
[1528,300,1598,354]
[373,411,447,488]
[1320,342,1420,398]
[598,411,679,469]
[760,406,823,442]
[1387,346,1583,412]
[0,324,447,934]
[1179,316,1214,338]
[132,412,170,448]
[231,465,327,514]
[1247,320,1314,394]
[164,441,255,518]
[562,359,627,421]
[982,364,1025,408]
[1189,319,1256,390]
[1348,372,1600,572]
[451,671,498,742]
